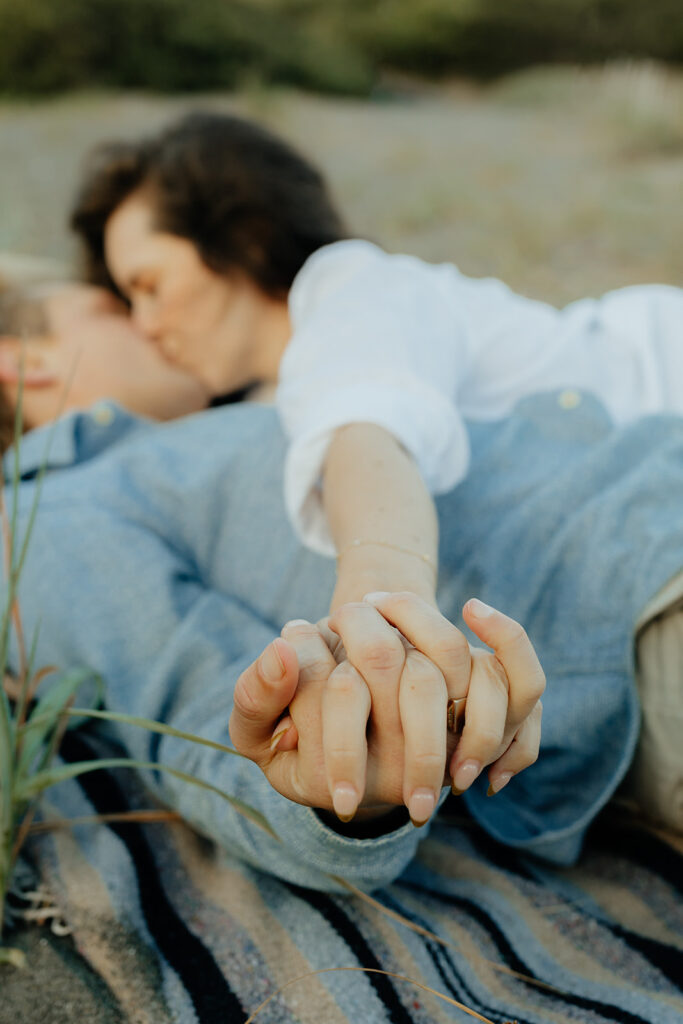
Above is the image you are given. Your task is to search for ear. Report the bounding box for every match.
[0,337,58,388]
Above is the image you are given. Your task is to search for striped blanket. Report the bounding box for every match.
[5,725,683,1024]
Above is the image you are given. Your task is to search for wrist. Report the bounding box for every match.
[332,544,437,611]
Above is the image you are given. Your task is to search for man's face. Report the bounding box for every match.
[13,284,210,425]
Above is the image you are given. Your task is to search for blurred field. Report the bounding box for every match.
[1,62,681,305]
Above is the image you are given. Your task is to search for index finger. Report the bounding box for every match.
[363,591,471,699]
[462,599,546,728]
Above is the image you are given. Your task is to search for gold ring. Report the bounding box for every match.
[447,697,466,735]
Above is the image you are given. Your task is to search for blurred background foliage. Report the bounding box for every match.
[0,0,681,96]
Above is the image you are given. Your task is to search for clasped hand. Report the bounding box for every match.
[229,593,545,831]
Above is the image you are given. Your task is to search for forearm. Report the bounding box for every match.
[324,423,439,610]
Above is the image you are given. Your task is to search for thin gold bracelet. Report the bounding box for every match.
[335,538,437,576]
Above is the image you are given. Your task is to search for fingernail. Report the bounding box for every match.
[259,642,285,682]
[362,591,391,604]
[452,759,481,793]
[269,727,288,752]
[408,788,436,827]
[487,772,513,796]
[282,618,309,630]
[467,598,495,618]
[332,783,358,822]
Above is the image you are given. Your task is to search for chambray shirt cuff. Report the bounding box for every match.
[266,802,420,892]
[261,785,452,893]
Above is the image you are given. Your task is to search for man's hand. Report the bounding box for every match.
[229,621,443,822]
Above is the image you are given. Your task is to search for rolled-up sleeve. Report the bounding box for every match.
[278,241,473,555]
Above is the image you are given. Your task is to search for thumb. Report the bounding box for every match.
[229,638,299,760]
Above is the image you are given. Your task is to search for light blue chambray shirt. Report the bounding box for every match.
[5,393,683,891]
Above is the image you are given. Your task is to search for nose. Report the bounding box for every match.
[130,297,162,342]
[44,284,125,332]
[89,288,128,317]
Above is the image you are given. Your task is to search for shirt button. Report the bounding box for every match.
[91,403,114,426]
[558,389,582,410]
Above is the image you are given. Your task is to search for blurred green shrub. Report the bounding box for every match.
[0,0,681,96]
[0,0,373,95]
[322,0,683,77]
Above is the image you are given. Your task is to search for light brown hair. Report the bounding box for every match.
[0,279,48,454]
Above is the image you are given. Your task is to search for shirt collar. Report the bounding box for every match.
[2,402,145,481]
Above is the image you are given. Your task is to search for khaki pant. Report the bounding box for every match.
[619,572,683,832]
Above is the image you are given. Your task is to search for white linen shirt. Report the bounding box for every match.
[277,239,683,555]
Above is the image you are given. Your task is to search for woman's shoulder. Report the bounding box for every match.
[289,238,461,320]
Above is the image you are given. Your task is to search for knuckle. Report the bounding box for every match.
[300,653,334,680]
[281,619,314,639]
[431,628,470,667]
[403,650,444,683]
[510,746,538,772]
[466,726,502,754]
[386,591,419,608]
[327,745,361,761]
[409,751,445,772]
[356,637,404,675]
[326,674,356,698]
[329,602,367,630]
[327,667,363,699]
[233,683,263,723]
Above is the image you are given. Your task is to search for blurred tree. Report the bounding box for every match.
[0,0,680,95]
[0,0,372,95]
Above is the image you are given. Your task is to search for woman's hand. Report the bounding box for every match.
[359,593,545,798]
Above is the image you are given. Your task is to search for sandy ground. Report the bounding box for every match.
[0,924,124,1024]
[1,63,682,306]
[0,63,682,1021]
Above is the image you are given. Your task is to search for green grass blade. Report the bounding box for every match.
[13,619,42,728]
[0,347,26,677]
[15,758,279,840]
[64,707,249,758]
[16,670,98,777]
[19,705,248,760]
[0,362,66,677]
[0,687,14,843]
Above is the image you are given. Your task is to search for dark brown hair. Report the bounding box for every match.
[70,111,347,298]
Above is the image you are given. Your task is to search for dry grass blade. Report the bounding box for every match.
[0,945,26,968]
[335,876,565,997]
[15,756,279,839]
[21,665,58,712]
[27,809,182,833]
[242,965,515,1023]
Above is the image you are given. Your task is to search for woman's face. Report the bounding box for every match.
[104,191,275,396]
